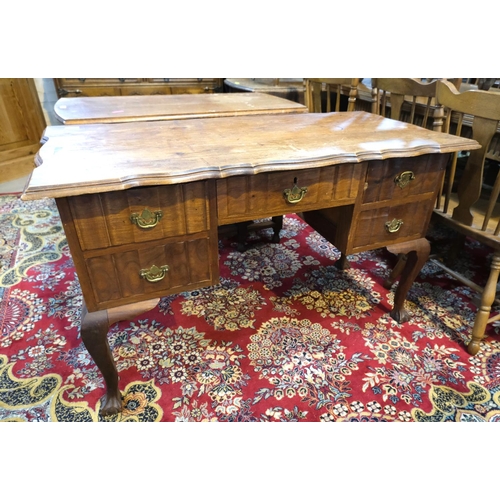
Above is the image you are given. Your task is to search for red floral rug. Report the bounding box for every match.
[1,194,500,422]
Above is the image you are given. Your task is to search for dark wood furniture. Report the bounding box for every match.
[22,111,479,415]
[53,78,224,98]
[224,78,305,104]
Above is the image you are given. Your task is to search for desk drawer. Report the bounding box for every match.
[84,236,217,307]
[351,199,434,252]
[217,163,366,224]
[362,154,448,205]
[69,182,214,250]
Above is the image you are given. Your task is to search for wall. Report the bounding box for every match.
[33,78,59,126]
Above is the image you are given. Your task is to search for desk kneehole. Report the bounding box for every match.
[216,163,367,225]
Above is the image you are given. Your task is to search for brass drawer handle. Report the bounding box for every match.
[283,179,308,204]
[385,219,404,233]
[394,171,415,189]
[140,264,169,283]
[130,208,163,229]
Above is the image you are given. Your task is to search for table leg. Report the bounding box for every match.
[80,297,160,416]
[386,238,430,323]
[335,253,351,270]
[271,215,283,243]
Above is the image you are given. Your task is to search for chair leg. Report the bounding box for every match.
[445,233,466,266]
[468,251,500,355]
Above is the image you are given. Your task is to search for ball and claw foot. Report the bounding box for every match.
[100,390,123,417]
[389,307,410,324]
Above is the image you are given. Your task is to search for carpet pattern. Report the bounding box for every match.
[1,195,500,422]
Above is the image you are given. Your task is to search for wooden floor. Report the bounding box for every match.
[0,156,35,194]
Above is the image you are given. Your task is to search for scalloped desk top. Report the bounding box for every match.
[22,111,480,200]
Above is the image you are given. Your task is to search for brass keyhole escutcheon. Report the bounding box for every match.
[130,208,163,229]
[139,264,169,283]
[394,171,415,189]
[283,177,308,204]
[385,219,404,233]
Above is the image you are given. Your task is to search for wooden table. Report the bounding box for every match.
[224,78,305,104]
[22,111,479,415]
[54,92,307,125]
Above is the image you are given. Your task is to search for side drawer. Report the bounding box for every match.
[217,163,366,224]
[362,154,449,205]
[351,199,434,252]
[69,181,213,250]
[85,236,217,308]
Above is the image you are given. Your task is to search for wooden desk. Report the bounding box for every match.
[54,92,307,125]
[22,111,479,415]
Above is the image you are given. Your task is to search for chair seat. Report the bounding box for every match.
[434,194,500,251]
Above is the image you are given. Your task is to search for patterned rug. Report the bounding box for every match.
[1,194,500,422]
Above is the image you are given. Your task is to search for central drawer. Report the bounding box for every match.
[216,163,366,225]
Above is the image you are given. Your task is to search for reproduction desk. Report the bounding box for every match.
[22,111,479,415]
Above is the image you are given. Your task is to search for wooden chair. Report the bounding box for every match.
[370,78,443,131]
[427,79,500,354]
[305,78,360,113]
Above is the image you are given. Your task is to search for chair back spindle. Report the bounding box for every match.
[305,78,360,113]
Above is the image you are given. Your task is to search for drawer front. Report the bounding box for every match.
[351,199,434,252]
[85,236,216,307]
[69,182,213,251]
[362,154,448,205]
[217,163,366,224]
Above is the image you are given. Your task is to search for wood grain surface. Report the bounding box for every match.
[23,111,480,200]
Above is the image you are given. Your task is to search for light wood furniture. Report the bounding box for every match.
[370,78,443,131]
[53,92,308,125]
[53,78,224,98]
[305,78,360,113]
[0,79,46,187]
[430,80,500,355]
[22,111,479,415]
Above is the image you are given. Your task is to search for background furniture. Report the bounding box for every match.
[370,78,443,131]
[53,78,224,98]
[23,111,478,414]
[224,78,305,104]
[304,78,360,113]
[53,93,307,125]
[0,78,46,191]
[431,80,500,355]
